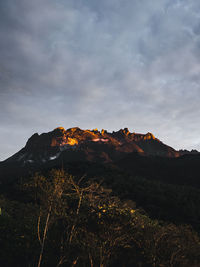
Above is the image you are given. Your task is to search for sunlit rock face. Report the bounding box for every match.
[143,132,155,140]
[67,137,78,146]
[7,127,181,166]
[31,126,180,156]
[48,127,158,149]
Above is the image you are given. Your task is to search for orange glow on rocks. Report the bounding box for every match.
[101,129,105,135]
[51,138,58,146]
[143,132,155,140]
[67,137,78,146]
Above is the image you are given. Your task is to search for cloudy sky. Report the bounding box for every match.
[1,0,200,160]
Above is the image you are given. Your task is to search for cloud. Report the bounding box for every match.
[0,0,200,160]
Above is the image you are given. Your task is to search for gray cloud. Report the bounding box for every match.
[1,0,200,160]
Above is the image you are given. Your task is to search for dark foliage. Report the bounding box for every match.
[1,169,200,267]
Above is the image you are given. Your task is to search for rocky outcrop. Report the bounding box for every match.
[6,127,181,165]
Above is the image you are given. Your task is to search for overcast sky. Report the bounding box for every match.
[1,0,200,160]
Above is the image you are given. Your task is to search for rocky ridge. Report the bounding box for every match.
[5,127,181,165]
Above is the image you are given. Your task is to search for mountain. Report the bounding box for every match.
[5,127,180,165]
[1,126,200,267]
[1,126,200,189]
[179,149,200,155]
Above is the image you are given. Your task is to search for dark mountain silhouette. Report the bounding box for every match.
[5,126,180,165]
[1,126,200,190]
[1,127,200,267]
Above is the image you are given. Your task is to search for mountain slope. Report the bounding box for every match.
[1,127,200,189]
[5,127,180,165]
[1,126,200,234]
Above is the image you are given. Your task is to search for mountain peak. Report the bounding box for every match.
[5,127,180,165]
[25,127,162,150]
[54,126,65,131]
[144,132,156,140]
